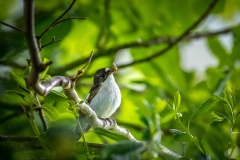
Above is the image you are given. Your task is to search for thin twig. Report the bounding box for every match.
[52,16,86,28]
[38,0,77,40]
[71,51,93,81]
[40,39,62,50]
[34,93,48,131]
[118,0,220,68]
[0,21,23,32]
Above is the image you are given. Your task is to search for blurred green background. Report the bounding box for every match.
[1,0,240,159]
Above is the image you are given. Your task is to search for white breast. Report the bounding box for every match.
[89,75,121,118]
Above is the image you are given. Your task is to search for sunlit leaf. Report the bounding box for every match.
[174,90,181,110]
[160,103,177,124]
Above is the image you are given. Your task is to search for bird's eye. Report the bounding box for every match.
[100,74,105,78]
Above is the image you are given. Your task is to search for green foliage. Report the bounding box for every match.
[1,0,240,159]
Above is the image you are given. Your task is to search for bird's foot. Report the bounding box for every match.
[99,117,116,128]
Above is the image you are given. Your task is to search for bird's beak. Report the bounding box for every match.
[109,63,118,74]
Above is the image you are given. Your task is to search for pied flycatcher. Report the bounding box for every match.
[76,64,121,139]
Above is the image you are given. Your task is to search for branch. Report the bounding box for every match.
[52,16,86,28]
[74,101,138,141]
[34,93,48,131]
[118,0,220,68]
[37,0,77,40]
[0,135,37,142]
[40,37,62,50]
[0,21,23,32]
[24,0,44,88]
[53,23,235,75]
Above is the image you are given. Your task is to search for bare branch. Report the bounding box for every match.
[38,0,77,40]
[0,21,23,32]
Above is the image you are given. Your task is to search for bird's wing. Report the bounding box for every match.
[86,84,101,104]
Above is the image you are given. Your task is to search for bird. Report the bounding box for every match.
[75,64,121,140]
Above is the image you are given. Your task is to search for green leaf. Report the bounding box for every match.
[191,136,206,154]
[188,98,217,131]
[102,141,145,159]
[44,91,69,113]
[211,111,227,122]
[11,72,25,88]
[188,97,216,123]
[160,103,177,124]
[93,128,129,141]
[40,58,51,80]
[0,91,28,105]
[174,90,181,110]
[169,129,191,142]
[23,66,31,77]
[41,103,60,120]
[7,90,25,99]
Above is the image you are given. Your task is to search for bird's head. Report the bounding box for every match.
[93,63,118,84]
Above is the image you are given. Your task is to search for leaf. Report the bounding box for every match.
[189,97,216,121]
[188,97,216,130]
[174,90,181,110]
[169,129,191,142]
[211,111,228,123]
[102,141,145,159]
[41,103,60,120]
[40,58,51,80]
[160,103,177,124]
[23,66,31,78]
[93,128,129,141]
[191,136,206,154]
[0,91,28,105]
[44,91,69,113]
[7,90,25,99]
[11,72,25,88]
